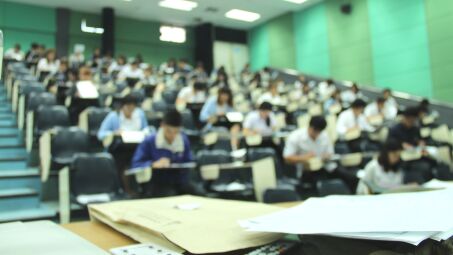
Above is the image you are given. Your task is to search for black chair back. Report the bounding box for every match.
[27,92,56,112]
[263,189,301,203]
[51,127,90,160]
[87,107,111,137]
[317,179,352,197]
[36,105,70,134]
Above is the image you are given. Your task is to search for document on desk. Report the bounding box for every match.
[121,131,146,144]
[89,195,283,254]
[241,189,453,243]
[76,80,99,99]
[0,221,109,255]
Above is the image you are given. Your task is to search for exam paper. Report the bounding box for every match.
[243,189,453,235]
[121,131,146,144]
[77,81,99,99]
[89,195,283,254]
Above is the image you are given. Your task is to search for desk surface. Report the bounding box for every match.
[62,202,300,252]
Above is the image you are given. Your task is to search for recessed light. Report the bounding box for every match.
[225,9,260,22]
[158,0,198,11]
[284,0,308,3]
[123,0,132,2]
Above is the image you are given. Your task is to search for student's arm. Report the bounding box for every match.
[336,114,348,136]
[138,109,148,130]
[131,139,154,169]
[283,134,315,164]
[199,98,215,122]
[182,135,193,163]
[242,114,257,136]
[97,113,117,141]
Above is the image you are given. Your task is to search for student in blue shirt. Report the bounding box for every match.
[97,94,148,141]
[131,109,202,197]
[199,87,235,127]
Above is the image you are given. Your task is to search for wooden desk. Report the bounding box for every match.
[62,202,301,251]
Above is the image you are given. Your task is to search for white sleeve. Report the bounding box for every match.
[359,115,375,132]
[243,113,254,129]
[336,113,348,136]
[283,133,299,158]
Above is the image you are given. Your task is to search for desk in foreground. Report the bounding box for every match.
[62,202,300,252]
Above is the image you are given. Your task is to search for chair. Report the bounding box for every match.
[78,107,111,137]
[247,147,283,177]
[317,179,351,196]
[20,92,56,130]
[13,81,44,113]
[40,127,90,182]
[263,189,301,203]
[27,105,70,152]
[152,100,168,112]
[162,90,178,105]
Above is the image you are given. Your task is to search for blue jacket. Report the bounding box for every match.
[131,133,193,184]
[97,110,148,141]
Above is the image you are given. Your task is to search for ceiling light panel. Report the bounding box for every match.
[158,0,198,11]
[225,9,261,22]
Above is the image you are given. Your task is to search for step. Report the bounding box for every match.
[0,188,40,212]
[0,128,20,138]
[0,169,40,190]
[0,137,24,148]
[0,161,28,171]
[0,119,16,128]
[0,113,15,120]
[0,148,28,162]
[0,205,56,223]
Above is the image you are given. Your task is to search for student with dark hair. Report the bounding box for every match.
[284,116,333,166]
[131,109,202,197]
[388,106,423,149]
[336,99,374,137]
[341,83,364,107]
[37,49,59,81]
[243,102,277,137]
[97,94,148,141]
[4,43,24,61]
[356,139,404,194]
[318,78,336,100]
[257,80,284,106]
[176,82,207,106]
[364,97,396,122]
[199,87,234,126]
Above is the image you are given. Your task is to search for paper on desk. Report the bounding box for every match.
[76,81,99,99]
[121,131,146,144]
[76,193,110,205]
[0,221,109,255]
[89,195,283,254]
[242,189,453,235]
[423,179,453,189]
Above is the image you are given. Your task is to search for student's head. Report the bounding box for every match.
[68,69,78,81]
[401,107,420,128]
[419,98,430,117]
[144,67,153,76]
[135,54,143,63]
[258,102,273,120]
[193,82,206,92]
[161,109,182,144]
[117,55,126,65]
[131,60,140,70]
[269,81,279,94]
[121,94,139,118]
[351,83,359,93]
[351,99,367,116]
[46,49,56,61]
[298,75,306,83]
[217,87,233,106]
[308,116,327,140]
[378,139,403,172]
[59,59,68,72]
[376,97,386,110]
[78,66,92,81]
[14,44,21,52]
[383,88,392,100]
[31,43,39,50]
[326,79,334,86]
[93,48,101,56]
[331,89,341,100]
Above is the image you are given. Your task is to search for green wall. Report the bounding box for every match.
[267,13,296,70]
[0,1,194,66]
[368,0,432,97]
[0,1,55,50]
[294,3,330,77]
[115,17,195,66]
[248,0,453,103]
[249,24,269,71]
[425,0,453,102]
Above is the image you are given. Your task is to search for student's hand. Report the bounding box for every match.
[302,152,316,162]
[418,140,426,147]
[114,130,123,136]
[402,143,414,150]
[152,158,171,169]
[321,153,332,161]
[208,116,218,124]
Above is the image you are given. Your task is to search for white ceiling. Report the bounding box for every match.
[3,0,321,29]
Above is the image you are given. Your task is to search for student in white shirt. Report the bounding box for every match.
[37,49,59,81]
[284,116,334,167]
[356,139,404,194]
[323,89,342,115]
[318,79,336,101]
[108,55,127,76]
[257,81,284,106]
[141,66,158,85]
[341,83,364,107]
[383,88,398,110]
[243,102,277,137]
[69,48,85,69]
[176,82,207,106]
[4,44,24,61]
[336,99,374,137]
[364,97,396,123]
[118,60,144,81]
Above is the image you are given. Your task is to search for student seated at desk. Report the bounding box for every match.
[131,110,202,197]
[284,116,334,178]
[97,94,148,141]
[388,107,423,150]
[341,83,364,107]
[118,60,144,83]
[318,79,336,101]
[336,99,375,152]
[383,88,398,111]
[4,43,24,61]
[364,97,396,122]
[257,81,284,106]
[356,139,404,194]
[323,89,342,114]
[37,49,59,81]
[243,102,277,137]
[176,82,207,107]
[141,66,158,85]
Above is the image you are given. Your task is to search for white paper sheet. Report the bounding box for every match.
[242,189,453,235]
[76,81,99,99]
[121,131,146,144]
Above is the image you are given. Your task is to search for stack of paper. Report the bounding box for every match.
[0,221,109,255]
[240,189,453,245]
[89,195,283,254]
